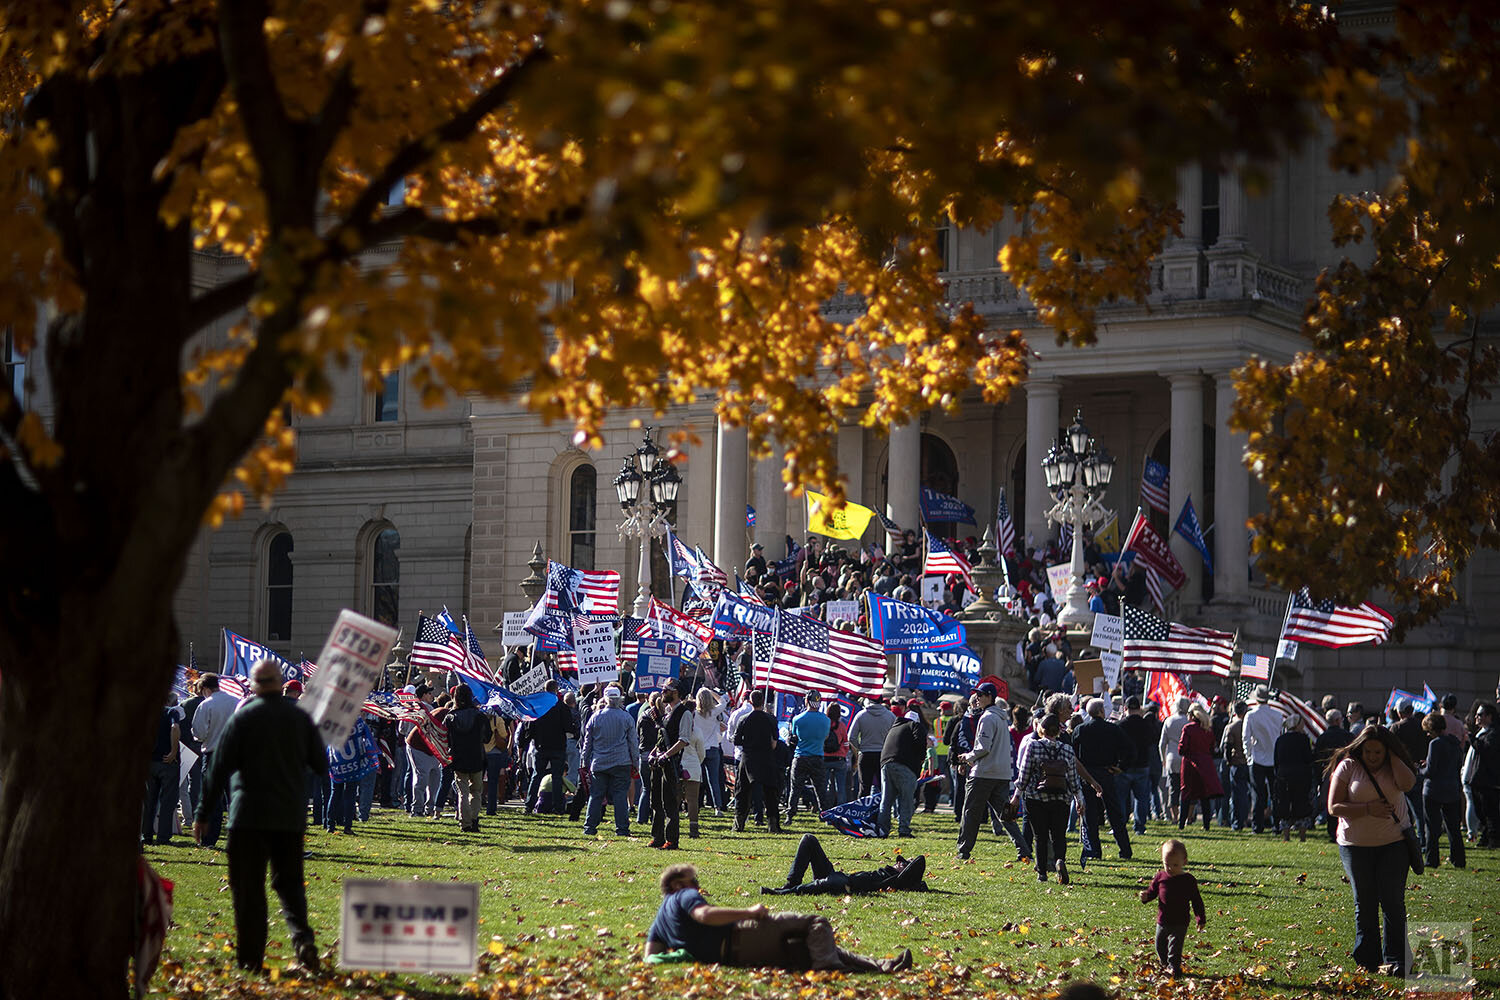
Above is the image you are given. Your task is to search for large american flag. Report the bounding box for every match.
[1122,603,1235,677]
[1141,458,1170,514]
[923,530,973,588]
[394,691,451,762]
[456,617,497,685]
[877,512,904,549]
[544,560,621,616]
[618,615,648,667]
[767,610,887,698]
[409,614,465,673]
[995,489,1016,558]
[1282,588,1394,648]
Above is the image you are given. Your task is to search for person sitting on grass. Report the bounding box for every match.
[1139,838,1206,977]
[645,863,913,973]
[762,834,928,895]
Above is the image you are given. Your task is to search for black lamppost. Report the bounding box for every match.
[1040,409,1116,626]
[612,428,682,616]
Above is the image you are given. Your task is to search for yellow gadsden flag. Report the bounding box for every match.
[1094,513,1120,554]
[806,491,877,541]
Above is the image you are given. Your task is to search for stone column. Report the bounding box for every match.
[1216,169,1247,249]
[714,420,748,571]
[1168,373,1204,606]
[1160,165,1205,300]
[753,441,788,555]
[886,422,921,532]
[1213,372,1251,602]
[1023,378,1060,548]
[1176,164,1203,248]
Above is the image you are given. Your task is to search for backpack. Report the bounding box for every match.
[824,724,841,755]
[1036,755,1069,794]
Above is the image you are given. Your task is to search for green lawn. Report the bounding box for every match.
[144,802,1496,999]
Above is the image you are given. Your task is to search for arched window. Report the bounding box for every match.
[265,530,293,642]
[568,463,597,571]
[363,524,401,627]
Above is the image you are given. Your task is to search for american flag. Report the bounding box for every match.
[299,659,319,680]
[877,512,904,548]
[544,560,621,616]
[618,615,648,666]
[1240,652,1272,683]
[454,616,497,685]
[218,675,248,699]
[409,614,466,673]
[395,691,451,762]
[694,544,728,594]
[923,530,974,588]
[1144,565,1166,613]
[768,609,888,698]
[1122,603,1235,677]
[1272,688,1328,736]
[1282,588,1394,648]
[1141,458,1170,514]
[995,489,1016,558]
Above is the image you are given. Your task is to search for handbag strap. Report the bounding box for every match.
[1357,759,1409,826]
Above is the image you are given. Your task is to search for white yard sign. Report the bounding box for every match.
[301,610,399,747]
[340,879,479,973]
[1091,613,1123,653]
[571,619,618,685]
[501,611,531,648]
[509,663,551,697]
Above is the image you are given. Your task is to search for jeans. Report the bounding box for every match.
[309,771,330,826]
[957,777,1023,857]
[586,764,634,834]
[1404,789,1427,848]
[1338,840,1410,974]
[824,758,850,807]
[565,736,580,785]
[177,755,202,832]
[527,749,568,814]
[1216,759,1233,824]
[142,760,179,843]
[199,750,225,846]
[407,747,443,816]
[1226,764,1251,830]
[1081,771,1132,858]
[702,747,725,809]
[389,746,408,810]
[879,761,918,837]
[637,767,653,822]
[1122,767,1153,834]
[1156,923,1188,973]
[225,828,314,971]
[1424,795,1466,868]
[484,750,510,813]
[1250,763,1275,832]
[357,771,376,821]
[325,781,356,832]
[785,756,829,822]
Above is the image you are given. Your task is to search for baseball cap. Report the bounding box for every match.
[751,542,764,550]
[907,697,925,708]
[972,682,1000,699]
[283,679,304,693]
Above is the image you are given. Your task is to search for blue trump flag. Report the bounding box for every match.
[1172,496,1213,572]
[712,589,778,637]
[867,593,966,652]
[222,628,296,681]
[901,646,982,694]
[919,487,977,525]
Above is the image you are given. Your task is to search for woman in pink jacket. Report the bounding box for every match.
[1325,725,1418,977]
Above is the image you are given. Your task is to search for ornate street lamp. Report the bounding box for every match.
[616,428,679,616]
[1043,409,1115,627]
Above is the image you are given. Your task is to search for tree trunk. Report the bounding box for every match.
[0,612,177,998]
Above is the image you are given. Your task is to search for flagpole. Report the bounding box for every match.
[1119,506,1145,558]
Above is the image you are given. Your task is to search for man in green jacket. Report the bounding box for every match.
[194,659,326,973]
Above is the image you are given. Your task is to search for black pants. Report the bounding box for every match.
[484,751,510,814]
[857,753,882,798]
[527,749,568,813]
[785,757,828,822]
[780,833,848,893]
[1081,772,1132,858]
[142,760,178,843]
[1250,763,1275,832]
[1424,795,1466,867]
[736,763,779,831]
[199,751,226,846]
[1155,922,1187,973]
[226,828,314,971]
[651,762,681,845]
[1475,784,1500,844]
[1027,797,1070,876]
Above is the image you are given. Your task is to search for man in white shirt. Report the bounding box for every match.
[1242,686,1282,834]
[1157,697,1191,825]
[190,673,241,847]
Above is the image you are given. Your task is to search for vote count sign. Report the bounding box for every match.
[341,878,479,974]
[302,610,399,748]
[1090,613,1123,653]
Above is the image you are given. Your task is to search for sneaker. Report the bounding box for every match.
[957,852,971,861]
[886,948,914,973]
[647,840,664,849]
[293,940,321,973]
[661,841,679,850]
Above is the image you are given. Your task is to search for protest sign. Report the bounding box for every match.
[1045,563,1073,604]
[500,612,531,648]
[341,879,479,973]
[571,619,617,684]
[301,610,399,747]
[508,663,550,697]
[1071,658,1105,697]
[920,576,942,609]
[1100,651,1124,690]
[823,599,859,624]
[634,638,682,692]
[1091,613,1123,653]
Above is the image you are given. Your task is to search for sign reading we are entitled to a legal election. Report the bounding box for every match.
[341,879,479,974]
[301,610,399,748]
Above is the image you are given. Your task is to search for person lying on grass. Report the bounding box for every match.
[761,834,927,895]
[645,863,913,973]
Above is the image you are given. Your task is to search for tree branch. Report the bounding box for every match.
[359,202,585,248]
[186,272,259,332]
[333,43,552,246]
[216,0,298,213]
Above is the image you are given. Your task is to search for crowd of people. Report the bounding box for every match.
[146,533,1500,982]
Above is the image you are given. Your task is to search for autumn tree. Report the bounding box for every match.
[1233,0,1500,635]
[0,1,1339,995]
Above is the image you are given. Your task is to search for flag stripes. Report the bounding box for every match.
[767,612,887,698]
[1122,604,1235,677]
[1282,589,1394,648]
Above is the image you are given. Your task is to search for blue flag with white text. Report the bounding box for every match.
[1172,496,1213,572]
[866,593,967,652]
